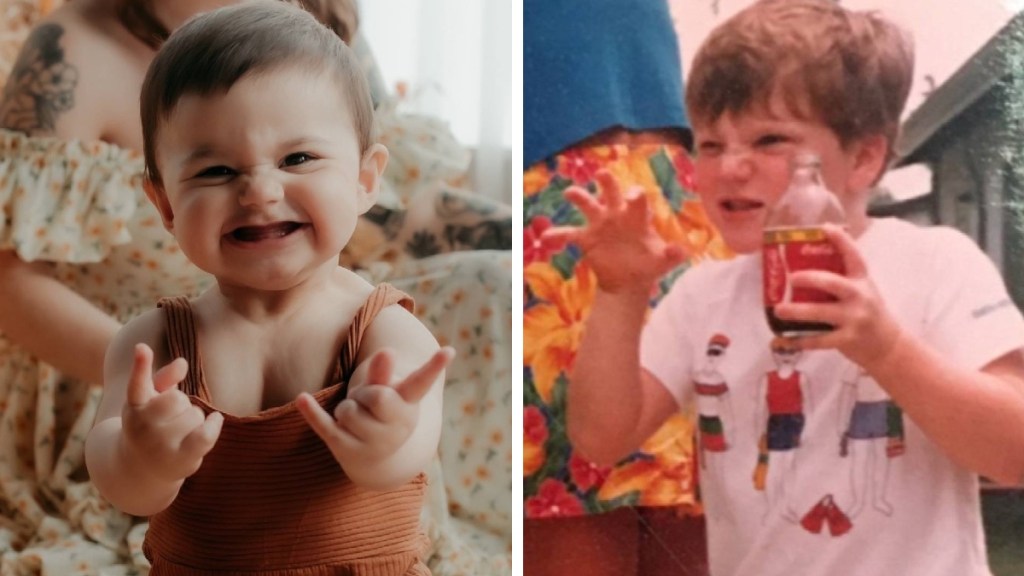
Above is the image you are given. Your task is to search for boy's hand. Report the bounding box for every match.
[297,347,453,467]
[543,169,686,294]
[121,344,224,483]
[774,224,903,369]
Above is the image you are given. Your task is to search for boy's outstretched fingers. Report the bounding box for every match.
[562,185,605,222]
[540,224,581,247]
[393,347,454,403]
[594,169,624,210]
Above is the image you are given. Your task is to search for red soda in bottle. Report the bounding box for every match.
[763,153,846,336]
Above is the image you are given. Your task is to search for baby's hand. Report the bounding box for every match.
[120,344,223,483]
[543,169,686,295]
[297,347,453,467]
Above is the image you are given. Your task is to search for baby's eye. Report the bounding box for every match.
[282,152,315,167]
[195,165,235,179]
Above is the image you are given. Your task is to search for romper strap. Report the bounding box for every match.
[337,283,414,385]
[157,296,208,399]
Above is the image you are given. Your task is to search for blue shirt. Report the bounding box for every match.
[524,0,690,167]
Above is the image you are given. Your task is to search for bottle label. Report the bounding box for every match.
[763,227,845,307]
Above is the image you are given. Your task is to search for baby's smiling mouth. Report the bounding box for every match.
[229,222,305,242]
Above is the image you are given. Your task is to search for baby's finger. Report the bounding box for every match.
[333,397,386,440]
[179,411,224,463]
[365,349,394,386]
[296,392,341,444]
[153,357,189,394]
[393,347,453,403]
[126,344,156,409]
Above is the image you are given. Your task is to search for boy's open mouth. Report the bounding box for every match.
[720,198,764,213]
[229,222,305,242]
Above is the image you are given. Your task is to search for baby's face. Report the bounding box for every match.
[690,91,869,254]
[151,66,378,291]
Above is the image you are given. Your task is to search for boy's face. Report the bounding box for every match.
[691,90,881,254]
[148,66,385,292]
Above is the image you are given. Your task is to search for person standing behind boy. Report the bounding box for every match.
[84,3,450,574]
[551,1,1024,574]
[524,1,719,574]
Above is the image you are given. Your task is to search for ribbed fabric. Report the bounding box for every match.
[148,285,430,575]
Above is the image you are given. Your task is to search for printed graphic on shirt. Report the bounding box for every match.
[837,365,904,518]
[800,493,853,537]
[754,337,813,523]
[693,334,734,485]
[695,333,734,451]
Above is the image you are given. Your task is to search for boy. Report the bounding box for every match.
[84,3,450,573]
[552,1,1024,574]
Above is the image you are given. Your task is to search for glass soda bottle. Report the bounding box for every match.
[762,152,846,336]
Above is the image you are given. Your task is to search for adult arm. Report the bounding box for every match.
[0,252,119,384]
[0,15,125,384]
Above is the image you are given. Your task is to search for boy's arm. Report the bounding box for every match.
[298,304,446,491]
[548,170,689,467]
[866,338,1024,485]
[85,312,222,515]
[568,287,682,466]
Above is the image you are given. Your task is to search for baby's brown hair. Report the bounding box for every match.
[686,0,914,155]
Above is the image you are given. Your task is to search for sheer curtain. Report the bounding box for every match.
[359,0,522,204]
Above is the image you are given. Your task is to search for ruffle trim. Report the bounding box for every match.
[0,129,141,263]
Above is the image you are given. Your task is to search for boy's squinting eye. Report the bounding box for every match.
[282,152,315,167]
[755,134,791,148]
[696,141,723,157]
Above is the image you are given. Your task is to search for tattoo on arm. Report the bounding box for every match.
[0,24,79,135]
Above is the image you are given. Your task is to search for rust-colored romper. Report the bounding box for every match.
[144,285,430,575]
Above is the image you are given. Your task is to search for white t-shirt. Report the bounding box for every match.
[641,218,1024,576]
